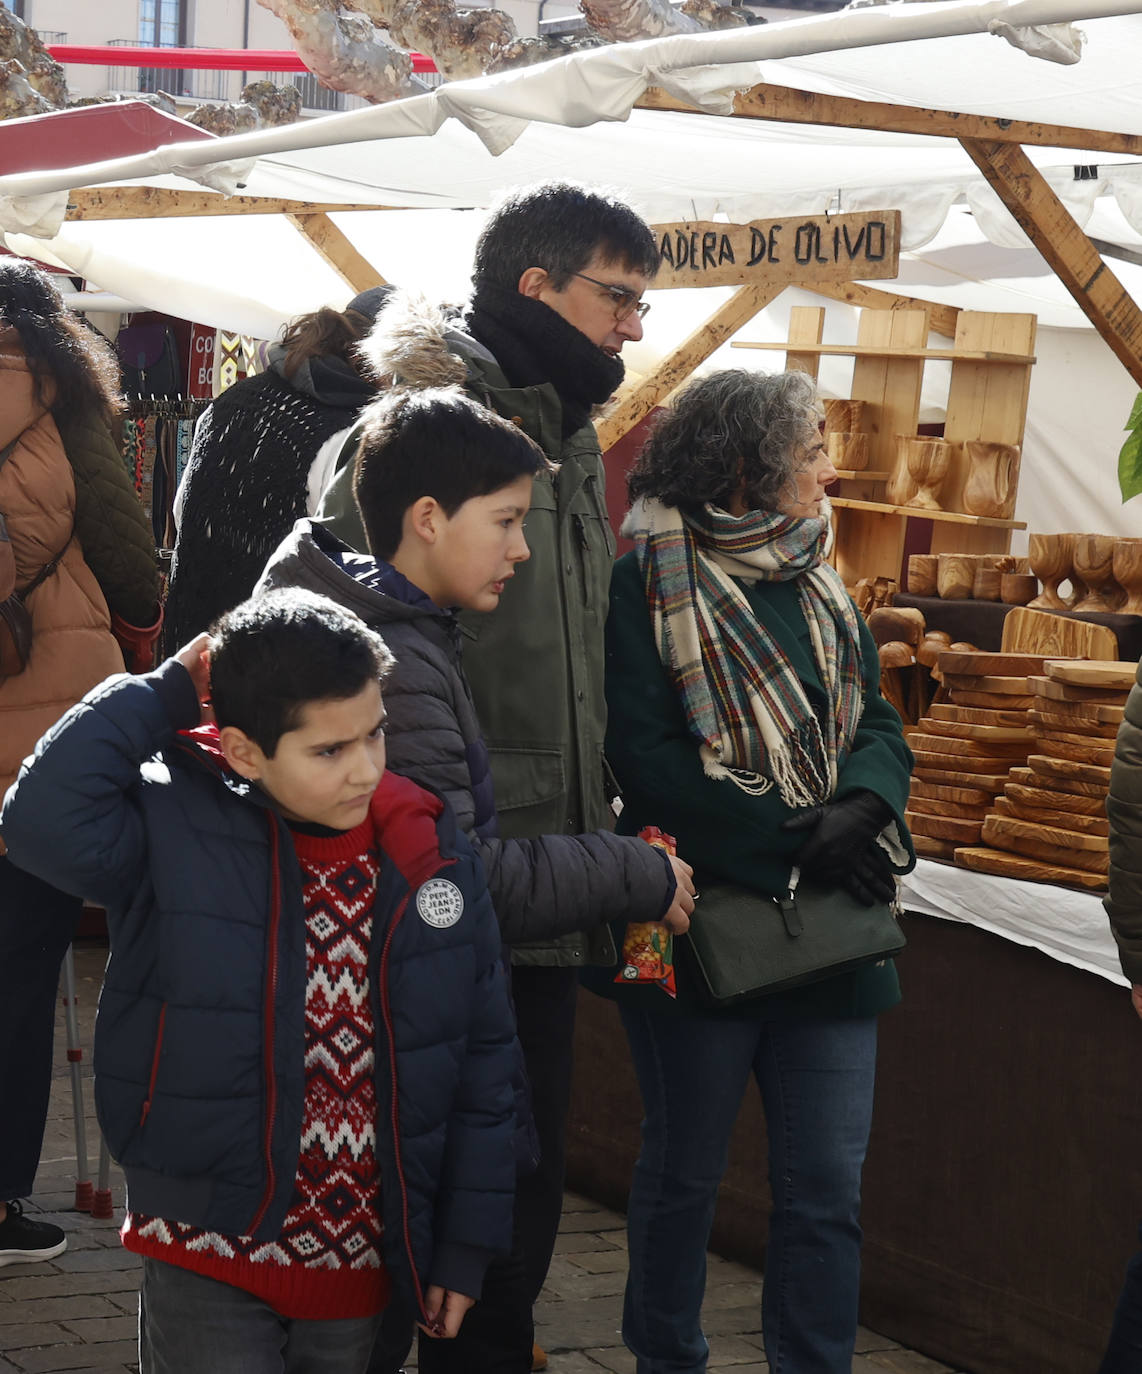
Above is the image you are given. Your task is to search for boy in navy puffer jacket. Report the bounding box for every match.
[0,588,517,1374]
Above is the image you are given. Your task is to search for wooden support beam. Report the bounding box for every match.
[810,281,960,342]
[286,212,387,292]
[637,83,1142,157]
[958,138,1142,389]
[596,282,784,451]
[67,186,390,219]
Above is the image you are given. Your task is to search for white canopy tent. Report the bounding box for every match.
[4,1,1142,540]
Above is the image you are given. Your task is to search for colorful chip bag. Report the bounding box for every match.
[614,826,678,998]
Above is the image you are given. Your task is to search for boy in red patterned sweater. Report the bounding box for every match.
[0,588,518,1374]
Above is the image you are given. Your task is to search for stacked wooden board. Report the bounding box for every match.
[955,660,1136,892]
[904,651,1046,860]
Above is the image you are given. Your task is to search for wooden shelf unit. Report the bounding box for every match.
[733,305,1037,585]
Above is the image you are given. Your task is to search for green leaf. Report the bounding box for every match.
[1119,409,1142,503]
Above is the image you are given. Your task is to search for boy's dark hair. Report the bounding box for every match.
[209,588,395,757]
[471,181,659,291]
[352,387,550,560]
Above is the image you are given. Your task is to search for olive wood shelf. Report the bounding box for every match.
[829,496,1027,530]
[733,341,1037,364]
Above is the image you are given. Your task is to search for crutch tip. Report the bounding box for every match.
[91,1190,113,1220]
[73,1181,93,1212]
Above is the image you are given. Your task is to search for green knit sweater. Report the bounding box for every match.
[582,551,915,1021]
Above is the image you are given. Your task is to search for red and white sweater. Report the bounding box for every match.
[123,817,391,1320]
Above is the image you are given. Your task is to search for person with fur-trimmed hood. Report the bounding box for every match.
[315,182,665,1374]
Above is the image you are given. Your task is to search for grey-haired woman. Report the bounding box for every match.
[590,368,915,1373]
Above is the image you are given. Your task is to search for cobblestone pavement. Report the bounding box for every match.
[0,943,966,1373]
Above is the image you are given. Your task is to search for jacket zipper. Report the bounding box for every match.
[378,889,429,1323]
[248,818,283,1234]
[138,1003,168,1126]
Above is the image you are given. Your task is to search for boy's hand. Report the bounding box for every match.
[662,854,695,935]
[173,634,214,724]
[419,1285,476,1339]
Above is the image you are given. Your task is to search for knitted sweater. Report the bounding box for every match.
[122,818,390,1321]
[163,369,369,650]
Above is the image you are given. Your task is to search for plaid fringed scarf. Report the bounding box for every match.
[623,497,865,808]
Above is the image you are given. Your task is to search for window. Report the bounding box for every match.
[138,0,186,96]
[2,0,27,18]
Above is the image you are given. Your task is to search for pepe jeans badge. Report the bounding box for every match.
[416,878,465,928]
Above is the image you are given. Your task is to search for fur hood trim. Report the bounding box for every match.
[357,291,473,392]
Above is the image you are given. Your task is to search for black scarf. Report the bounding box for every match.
[467,282,625,437]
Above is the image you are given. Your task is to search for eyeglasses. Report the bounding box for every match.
[571,272,651,323]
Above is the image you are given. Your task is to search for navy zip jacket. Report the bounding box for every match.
[0,661,518,1312]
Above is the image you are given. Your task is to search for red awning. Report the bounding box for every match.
[48,44,437,75]
[0,100,214,175]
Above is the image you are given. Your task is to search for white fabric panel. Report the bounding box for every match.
[901,858,1125,984]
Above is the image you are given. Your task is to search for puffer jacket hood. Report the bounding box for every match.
[356,293,475,393]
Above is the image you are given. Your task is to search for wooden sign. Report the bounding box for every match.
[650,211,900,289]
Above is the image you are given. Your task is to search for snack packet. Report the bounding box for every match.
[614,826,678,998]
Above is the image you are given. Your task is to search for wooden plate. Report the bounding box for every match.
[1026,760,1110,798]
[936,652,1054,677]
[1026,753,1111,784]
[955,845,1108,892]
[912,767,1010,794]
[1033,734,1117,767]
[949,691,1035,711]
[906,732,1030,759]
[906,811,984,845]
[1044,660,1137,690]
[993,795,1109,836]
[1030,675,1130,705]
[1004,781,1108,817]
[911,749,1020,776]
[1027,710,1120,740]
[908,795,992,821]
[983,813,1108,855]
[919,718,1033,744]
[943,673,1032,696]
[981,817,1108,874]
[1028,697,1125,725]
[928,703,1032,728]
[914,834,957,861]
[909,777,997,808]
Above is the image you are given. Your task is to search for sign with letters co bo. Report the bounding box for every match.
[651,210,901,289]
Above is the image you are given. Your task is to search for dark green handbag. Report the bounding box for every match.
[683,869,906,1007]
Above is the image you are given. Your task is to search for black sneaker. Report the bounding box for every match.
[0,1199,68,1266]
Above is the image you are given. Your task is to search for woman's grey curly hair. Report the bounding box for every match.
[627,369,823,514]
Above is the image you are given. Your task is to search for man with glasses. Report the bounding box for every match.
[315,182,662,1374]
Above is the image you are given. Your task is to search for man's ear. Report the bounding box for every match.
[219,725,266,780]
[405,495,442,546]
[517,267,550,300]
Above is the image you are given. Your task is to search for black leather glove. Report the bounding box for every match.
[780,790,898,906]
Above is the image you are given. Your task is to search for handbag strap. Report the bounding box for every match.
[19,527,74,602]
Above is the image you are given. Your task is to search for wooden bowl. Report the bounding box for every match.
[937,553,978,600]
[1001,573,1039,606]
[907,554,939,597]
[973,568,1002,601]
[825,431,870,471]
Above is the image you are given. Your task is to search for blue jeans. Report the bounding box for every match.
[618,1006,878,1374]
[1099,1220,1142,1372]
[139,1258,384,1374]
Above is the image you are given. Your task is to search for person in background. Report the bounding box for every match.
[0,257,161,1267]
[316,182,661,1374]
[1099,679,1142,1371]
[163,287,389,650]
[592,368,915,1373]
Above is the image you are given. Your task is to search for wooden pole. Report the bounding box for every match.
[810,281,959,342]
[959,138,1142,389]
[596,282,784,452]
[67,187,390,219]
[286,211,387,292]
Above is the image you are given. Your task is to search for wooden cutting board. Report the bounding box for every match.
[906,732,1030,759]
[906,811,984,845]
[1026,697,1125,725]
[1030,676,1130,705]
[920,718,1033,744]
[955,845,1108,892]
[981,816,1109,873]
[936,651,1054,678]
[1044,659,1138,690]
[993,795,1109,835]
[949,691,1035,711]
[913,767,1011,794]
[908,795,992,821]
[1004,780,1109,817]
[1000,606,1118,661]
[943,673,1032,695]
[912,749,1020,776]
[909,777,997,808]
[1025,761,1110,798]
[914,834,957,861]
[928,703,1033,728]
[1028,709,1120,739]
[1027,753,1111,785]
[1033,734,1117,767]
